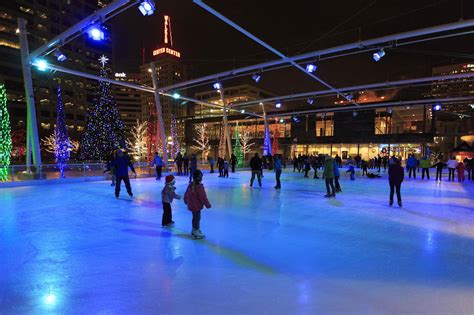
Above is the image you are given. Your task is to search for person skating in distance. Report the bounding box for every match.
[184,170,212,239]
[111,149,136,198]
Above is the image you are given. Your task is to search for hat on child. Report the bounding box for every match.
[165,175,175,183]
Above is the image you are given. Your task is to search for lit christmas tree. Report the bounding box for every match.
[233,123,243,167]
[218,124,226,159]
[191,123,209,162]
[54,84,70,178]
[79,55,125,161]
[0,83,12,181]
[263,122,272,156]
[170,114,180,158]
[272,123,280,155]
[239,128,254,160]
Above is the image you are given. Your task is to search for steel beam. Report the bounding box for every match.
[150,62,169,169]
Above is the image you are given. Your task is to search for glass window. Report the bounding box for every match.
[315,112,334,137]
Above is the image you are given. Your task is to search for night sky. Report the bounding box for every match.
[112,0,474,95]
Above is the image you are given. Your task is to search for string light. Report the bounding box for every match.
[0,83,12,181]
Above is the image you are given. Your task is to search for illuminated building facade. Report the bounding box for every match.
[0,1,113,147]
[140,14,188,159]
[112,72,142,137]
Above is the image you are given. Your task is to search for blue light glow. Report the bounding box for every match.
[373,49,385,62]
[306,64,317,73]
[35,59,48,71]
[172,93,180,99]
[241,109,245,113]
[87,27,105,41]
[434,104,442,111]
[44,293,57,305]
[138,1,155,16]
[307,98,314,105]
[213,82,221,90]
[252,73,261,83]
[55,50,67,62]
[275,102,282,109]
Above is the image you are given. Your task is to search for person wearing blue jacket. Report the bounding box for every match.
[151,152,163,180]
[406,154,418,179]
[334,159,341,192]
[274,155,282,189]
[346,163,355,180]
[111,149,136,198]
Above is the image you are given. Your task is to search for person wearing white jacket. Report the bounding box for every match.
[447,157,458,182]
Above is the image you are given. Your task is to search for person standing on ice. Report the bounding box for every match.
[161,175,181,227]
[456,161,465,182]
[274,155,282,189]
[183,154,190,176]
[388,158,404,207]
[230,153,237,173]
[432,159,446,181]
[223,160,229,178]
[151,152,163,180]
[112,149,136,198]
[419,156,431,180]
[249,152,263,187]
[189,154,198,183]
[184,170,212,239]
[323,155,336,198]
[346,163,355,180]
[406,154,418,179]
[447,156,458,182]
[209,156,215,173]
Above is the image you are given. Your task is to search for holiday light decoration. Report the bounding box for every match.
[79,55,125,161]
[41,134,56,153]
[0,83,12,181]
[263,122,272,156]
[233,123,243,167]
[218,124,226,159]
[54,84,70,178]
[239,129,254,160]
[191,123,210,162]
[170,114,180,158]
[126,119,148,161]
[272,123,280,155]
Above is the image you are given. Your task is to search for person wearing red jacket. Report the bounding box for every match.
[184,170,212,239]
[456,162,465,182]
[388,158,404,207]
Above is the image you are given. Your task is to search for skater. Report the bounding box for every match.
[249,153,263,187]
[230,153,237,173]
[209,157,215,173]
[406,154,417,179]
[189,154,198,183]
[303,157,311,178]
[419,156,431,180]
[361,160,368,176]
[334,158,341,192]
[217,157,224,177]
[456,161,465,182]
[335,154,342,168]
[161,175,181,227]
[175,153,183,175]
[466,158,474,181]
[447,156,458,182]
[432,159,446,181]
[111,149,136,198]
[293,155,298,172]
[151,152,163,180]
[388,158,404,207]
[184,170,212,239]
[183,154,190,176]
[223,160,229,178]
[311,156,319,179]
[274,155,282,189]
[323,155,336,198]
[346,163,355,180]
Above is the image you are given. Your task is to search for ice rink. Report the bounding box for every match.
[1,169,474,314]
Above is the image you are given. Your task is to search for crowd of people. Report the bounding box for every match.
[105,148,473,238]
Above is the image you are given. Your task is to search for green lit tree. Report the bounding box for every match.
[79,55,125,161]
[233,124,243,167]
[0,83,12,181]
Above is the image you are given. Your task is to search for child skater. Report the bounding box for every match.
[346,163,355,180]
[184,170,212,239]
[457,161,465,182]
[223,160,229,178]
[161,175,181,227]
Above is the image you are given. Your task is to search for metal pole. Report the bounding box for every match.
[150,62,169,169]
[18,18,42,172]
[217,89,233,158]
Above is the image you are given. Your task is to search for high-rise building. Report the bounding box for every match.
[0,0,112,154]
[140,14,187,159]
[112,71,142,138]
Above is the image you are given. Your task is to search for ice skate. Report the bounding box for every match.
[389,200,393,206]
[398,201,402,207]
[192,228,204,239]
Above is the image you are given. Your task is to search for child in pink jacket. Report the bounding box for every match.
[184,170,212,239]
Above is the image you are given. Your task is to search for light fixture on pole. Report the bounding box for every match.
[172,92,180,99]
[54,50,67,62]
[387,107,393,114]
[353,111,358,117]
[275,102,282,109]
[307,98,315,105]
[279,118,284,123]
[293,116,299,122]
[252,73,261,83]
[87,26,105,41]
[373,48,385,62]
[138,0,155,16]
[305,63,317,73]
[241,109,245,113]
[434,104,442,111]
[213,81,221,90]
[34,59,48,71]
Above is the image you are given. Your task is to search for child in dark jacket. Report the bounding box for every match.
[161,175,181,227]
[184,170,212,239]
[346,163,355,180]
[388,158,404,207]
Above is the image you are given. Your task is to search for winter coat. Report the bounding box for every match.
[323,158,335,179]
[249,156,263,170]
[274,158,282,171]
[223,161,229,171]
[162,183,180,204]
[456,163,465,173]
[447,159,458,169]
[432,162,446,170]
[111,156,135,177]
[419,158,431,168]
[184,183,212,212]
[190,157,198,171]
[333,160,340,177]
[346,165,355,174]
[406,156,417,168]
[152,156,163,167]
[388,164,404,184]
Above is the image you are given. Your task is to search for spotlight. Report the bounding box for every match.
[434,104,442,111]
[387,107,392,114]
[279,118,284,123]
[353,111,358,117]
[252,73,261,83]
[87,26,104,41]
[373,48,385,62]
[345,94,353,101]
[138,0,155,16]
[306,63,317,73]
[307,98,315,105]
[34,59,48,71]
[54,50,67,62]
[15,28,19,34]
[213,82,221,90]
[293,116,299,122]
[172,93,180,99]
[275,102,282,109]
[44,293,57,305]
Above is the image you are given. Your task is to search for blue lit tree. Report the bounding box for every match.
[55,84,69,178]
[263,122,272,156]
[79,55,125,160]
[0,83,12,181]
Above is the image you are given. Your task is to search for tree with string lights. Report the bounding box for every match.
[239,129,254,160]
[272,123,280,155]
[126,119,148,161]
[191,123,209,162]
[54,84,70,178]
[233,124,243,167]
[0,83,12,181]
[170,114,180,158]
[218,124,226,159]
[79,55,125,161]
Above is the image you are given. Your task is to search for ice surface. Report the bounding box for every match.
[1,169,474,314]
